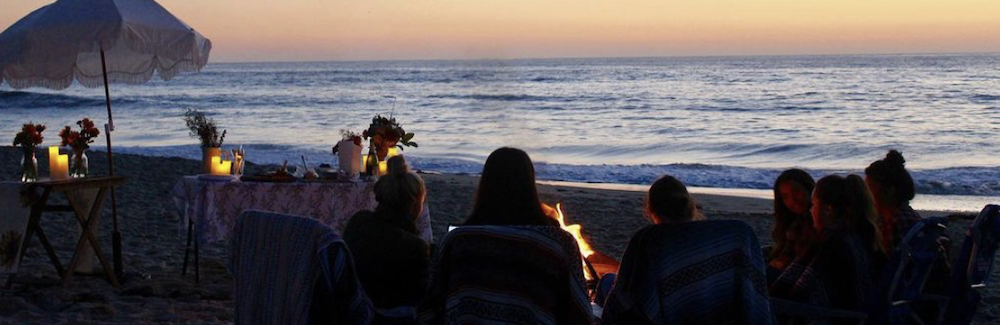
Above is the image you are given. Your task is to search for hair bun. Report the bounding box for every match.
[885,150,906,167]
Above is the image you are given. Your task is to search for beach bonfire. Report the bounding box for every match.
[554,203,598,281]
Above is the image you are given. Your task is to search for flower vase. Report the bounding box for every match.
[202,147,221,174]
[21,151,37,183]
[337,140,362,175]
[70,149,88,178]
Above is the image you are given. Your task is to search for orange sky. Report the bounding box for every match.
[2,0,999,62]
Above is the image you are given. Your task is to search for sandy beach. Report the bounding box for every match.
[0,146,996,324]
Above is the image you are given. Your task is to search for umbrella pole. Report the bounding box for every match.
[100,49,124,279]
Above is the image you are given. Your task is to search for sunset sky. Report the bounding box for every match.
[2,0,999,62]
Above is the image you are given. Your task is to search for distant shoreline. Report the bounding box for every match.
[208,51,1000,65]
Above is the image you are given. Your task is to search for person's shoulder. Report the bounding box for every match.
[344,210,377,234]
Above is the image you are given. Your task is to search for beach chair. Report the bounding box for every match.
[771,217,949,325]
[601,220,775,325]
[420,225,594,325]
[870,217,949,325]
[230,211,374,325]
[928,205,1000,325]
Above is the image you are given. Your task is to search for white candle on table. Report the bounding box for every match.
[210,156,222,175]
[221,160,232,175]
[49,146,59,177]
[54,154,69,180]
[378,161,387,176]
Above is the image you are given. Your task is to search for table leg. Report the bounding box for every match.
[194,227,200,284]
[182,219,192,275]
[19,188,64,276]
[62,188,119,288]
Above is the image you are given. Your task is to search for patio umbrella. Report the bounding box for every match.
[0,0,212,278]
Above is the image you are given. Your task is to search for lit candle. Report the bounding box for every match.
[54,154,69,180]
[361,155,368,168]
[220,160,232,175]
[210,156,222,175]
[387,147,399,157]
[378,161,388,176]
[49,146,59,177]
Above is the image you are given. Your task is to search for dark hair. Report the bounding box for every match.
[771,169,816,259]
[814,174,885,255]
[644,175,698,224]
[465,148,557,226]
[864,150,915,207]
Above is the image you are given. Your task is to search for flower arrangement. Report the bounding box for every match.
[183,108,226,148]
[59,118,100,151]
[363,115,417,150]
[12,123,45,181]
[12,123,45,153]
[331,129,362,154]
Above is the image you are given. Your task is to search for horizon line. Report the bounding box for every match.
[210,50,1000,65]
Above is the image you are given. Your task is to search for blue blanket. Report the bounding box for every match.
[231,210,373,325]
[420,225,594,325]
[602,220,774,325]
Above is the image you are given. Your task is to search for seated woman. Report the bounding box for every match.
[768,169,817,273]
[463,147,559,226]
[601,176,774,324]
[865,150,922,251]
[770,174,886,312]
[421,147,592,325]
[867,150,951,298]
[343,156,429,310]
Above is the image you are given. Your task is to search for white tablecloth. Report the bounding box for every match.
[0,183,31,274]
[171,177,432,243]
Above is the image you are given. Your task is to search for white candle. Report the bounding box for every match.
[361,155,368,168]
[210,156,222,175]
[54,154,69,180]
[387,147,399,157]
[378,161,388,176]
[49,146,59,177]
[221,160,232,175]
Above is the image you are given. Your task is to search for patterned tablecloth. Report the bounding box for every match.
[171,176,433,244]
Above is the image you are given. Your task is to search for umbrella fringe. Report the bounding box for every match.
[2,58,208,90]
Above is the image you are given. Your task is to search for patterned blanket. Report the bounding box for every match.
[230,210,373,325]
[602,220,773,325]
[420,225,594,325]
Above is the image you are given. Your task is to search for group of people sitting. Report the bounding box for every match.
[241,147,950,324]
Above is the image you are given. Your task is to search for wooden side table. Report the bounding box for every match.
[16,176,126,288]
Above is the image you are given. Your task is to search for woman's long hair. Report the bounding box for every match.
[814,174,886,256]
[771,169,816,259]
[465,147,557,226]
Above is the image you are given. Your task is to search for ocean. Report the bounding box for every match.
[2,54,999,209]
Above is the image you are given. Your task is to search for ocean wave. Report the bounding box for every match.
[971,94,1000,101]
[426,94,563,102]
[0,91,114,109]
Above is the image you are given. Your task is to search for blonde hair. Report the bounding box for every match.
[374,156,426,217]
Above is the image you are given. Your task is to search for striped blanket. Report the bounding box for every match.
[601,220,774,325]
[231,210,373,325]
[420,225,594,325]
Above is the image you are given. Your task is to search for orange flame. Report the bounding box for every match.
[555,203,597,281]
